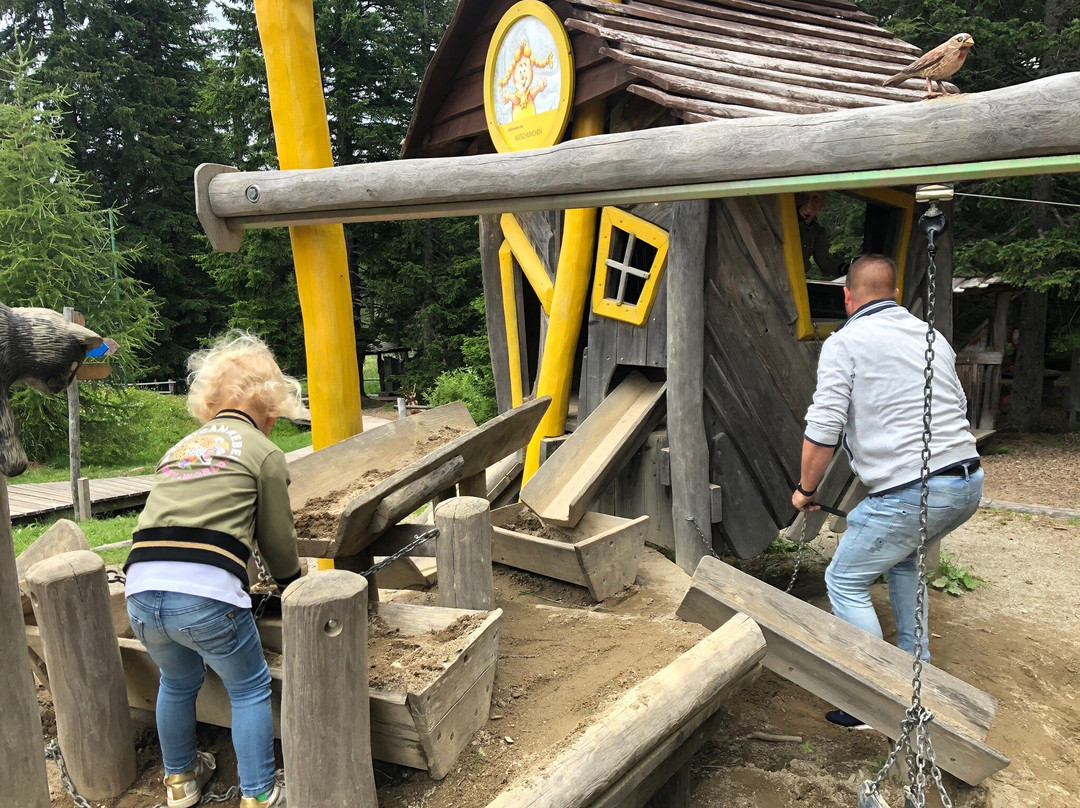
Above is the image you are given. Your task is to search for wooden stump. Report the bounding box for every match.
[281,571,377,807]
[434,497,494,610]
[0,476,51,808]
[26,550,135,800]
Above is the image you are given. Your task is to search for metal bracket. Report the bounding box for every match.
[915,183,954,203]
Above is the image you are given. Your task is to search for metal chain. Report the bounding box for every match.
[864,205,953,808]
[45,740,93,808]
[47,738,259,808]
[785,517,808,594]
[250,549,278,621]
[361,527,439,577]
[251,528,442,618]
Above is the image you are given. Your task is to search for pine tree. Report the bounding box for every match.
[0,48,160,459]
[2,0,228,379]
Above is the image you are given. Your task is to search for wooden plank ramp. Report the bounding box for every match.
[677,556,1009,786]
[520,372,666,527]
[291,398,550,557]
[8,476,153,523]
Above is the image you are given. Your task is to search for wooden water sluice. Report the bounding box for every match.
[289,397,549,558]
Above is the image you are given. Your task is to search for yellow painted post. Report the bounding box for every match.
[253,0,363,455]
[522,101,605,481]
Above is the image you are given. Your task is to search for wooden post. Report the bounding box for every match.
[485,614,765,808]
[26,550,135,799]
[397,397,407,419]
[457,471,488,499]
[0,476,51,808]
[1068,347,1079,428]
[281,571,377,808]
[76,477,92,521]
[63,307,82,515]
[666,198,713,574]
[434,497,495,610]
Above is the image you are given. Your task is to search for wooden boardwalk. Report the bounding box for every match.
[7,476,153,523]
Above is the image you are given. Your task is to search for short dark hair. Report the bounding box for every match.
[846,254,897,298]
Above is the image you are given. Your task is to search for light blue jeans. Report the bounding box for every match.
[825,467,983,660]
[127,591,275,797]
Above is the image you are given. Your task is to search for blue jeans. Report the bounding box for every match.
[825,468,983,660]
[127,592,275,797]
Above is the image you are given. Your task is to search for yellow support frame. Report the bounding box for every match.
[781,187,915,341]
[591,206,669,326]
[500,213,554,314]
[523,101,605,482]
[254,0,364,570]
[498,240,526,408]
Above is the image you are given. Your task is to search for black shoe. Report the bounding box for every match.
[826,709,871,730]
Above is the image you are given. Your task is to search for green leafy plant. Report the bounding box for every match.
[929,553,983,596]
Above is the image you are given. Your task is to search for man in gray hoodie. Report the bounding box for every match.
[791,254,983,727]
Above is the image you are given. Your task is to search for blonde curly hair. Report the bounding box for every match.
[186,332,305,424]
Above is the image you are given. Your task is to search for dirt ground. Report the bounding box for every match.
[39,429,1080,807]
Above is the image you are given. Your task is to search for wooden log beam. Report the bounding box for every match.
[198,74,1080,246]
[281,571,377,807]
[368,455,464,534]
[434,497,495,611]
[485,613,765,808]
[666,199,714,574]
[27,551,135,799]
[0,477,51,808]
[678,556,1009,785]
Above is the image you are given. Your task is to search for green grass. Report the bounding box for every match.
[13,514,138,567]
[363,355,380,397]
[15,389,312,482]
[10,391,312,568]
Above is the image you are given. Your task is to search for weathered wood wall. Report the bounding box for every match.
[580,202,673,419]
[701,195,813,556]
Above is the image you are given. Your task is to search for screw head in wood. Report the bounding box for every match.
[245,185,261,203]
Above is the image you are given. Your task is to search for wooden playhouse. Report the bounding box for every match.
[399,0,976,569]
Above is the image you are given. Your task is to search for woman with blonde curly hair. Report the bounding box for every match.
[125,332,303,807]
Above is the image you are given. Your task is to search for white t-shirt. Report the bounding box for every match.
[125,561,251,609]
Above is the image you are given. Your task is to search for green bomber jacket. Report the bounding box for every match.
[124,410,301,589]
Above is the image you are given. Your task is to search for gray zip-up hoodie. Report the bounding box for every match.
[804,299,978,494]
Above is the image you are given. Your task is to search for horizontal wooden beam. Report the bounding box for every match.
[195,74,1080,250]
[678,556,1009,785]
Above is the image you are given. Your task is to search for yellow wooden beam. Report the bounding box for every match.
[523,101,605,481]
[253,0,362,453]
[499,240,525,408]
[500,213,554,314]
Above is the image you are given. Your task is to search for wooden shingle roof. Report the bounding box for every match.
[402,0,932,157]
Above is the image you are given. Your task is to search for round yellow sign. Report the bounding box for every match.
[484,0,574,153]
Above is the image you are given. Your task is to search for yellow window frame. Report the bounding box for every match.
[781,187,914,341]
[591,206,669,326]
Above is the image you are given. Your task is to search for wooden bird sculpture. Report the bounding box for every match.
[883,33,974,98]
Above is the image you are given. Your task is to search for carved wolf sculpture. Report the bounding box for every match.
[0,304,103,477]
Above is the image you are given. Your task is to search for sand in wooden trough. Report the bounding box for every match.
[504,505,577,542]
[291,424,469,540]
[367,612,486,692]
